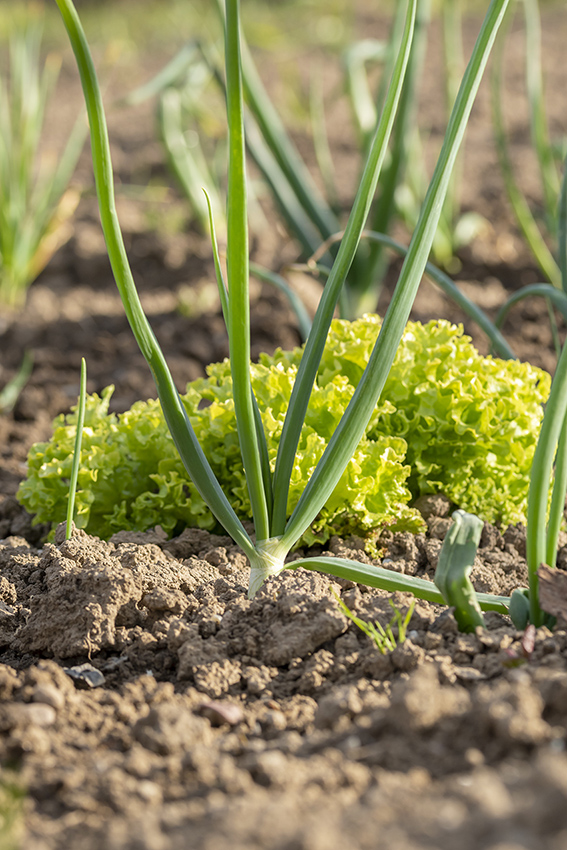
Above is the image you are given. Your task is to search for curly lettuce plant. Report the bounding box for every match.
[49,0,513,617]
[18,316,549,543]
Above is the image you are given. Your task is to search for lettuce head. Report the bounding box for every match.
[17,316,550,544]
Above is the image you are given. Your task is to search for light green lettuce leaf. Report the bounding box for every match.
[18,316,550,541]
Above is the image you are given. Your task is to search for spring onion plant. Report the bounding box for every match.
[55,0,512,616]
[0,17,85,308]
[437,160,567,633]
[151,0,496,325]
[158,56,225,238]
[491,0,567,352]
[391,0,488,276]
[303,229,515,359]
[513,162,567,629]
[434,511,486,632]
[492,0,563,289]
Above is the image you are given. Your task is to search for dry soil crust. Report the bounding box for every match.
[1,510,567,850]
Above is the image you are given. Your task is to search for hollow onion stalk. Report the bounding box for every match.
[55,0,257,562]
[305,229,515,360]
[55,0,513,615]
[491,2,561,288]
[525,151,567,624]
[272,0,512,551]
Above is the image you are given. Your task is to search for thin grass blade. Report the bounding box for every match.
[204,188,229,324]
[65,357,86,540]
[160,87,222,235]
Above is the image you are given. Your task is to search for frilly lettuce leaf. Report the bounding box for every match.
[18,316,550,542]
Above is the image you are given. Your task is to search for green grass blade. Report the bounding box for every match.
[280,0,511,552]
[55,0,255,560]
[270,0,418,538]
[225,0,271,542]
[65,357,86,540]
[290,556,510,614]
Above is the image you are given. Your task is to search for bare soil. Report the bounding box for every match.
[1,4,567,849]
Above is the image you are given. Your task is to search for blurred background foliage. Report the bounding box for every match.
[1,1,561,60]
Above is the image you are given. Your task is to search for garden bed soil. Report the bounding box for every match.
[2,515,567,850]
[1,3,567,848]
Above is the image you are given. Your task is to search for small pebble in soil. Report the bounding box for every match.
[63,663,106,689]
[195,700,244,727]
